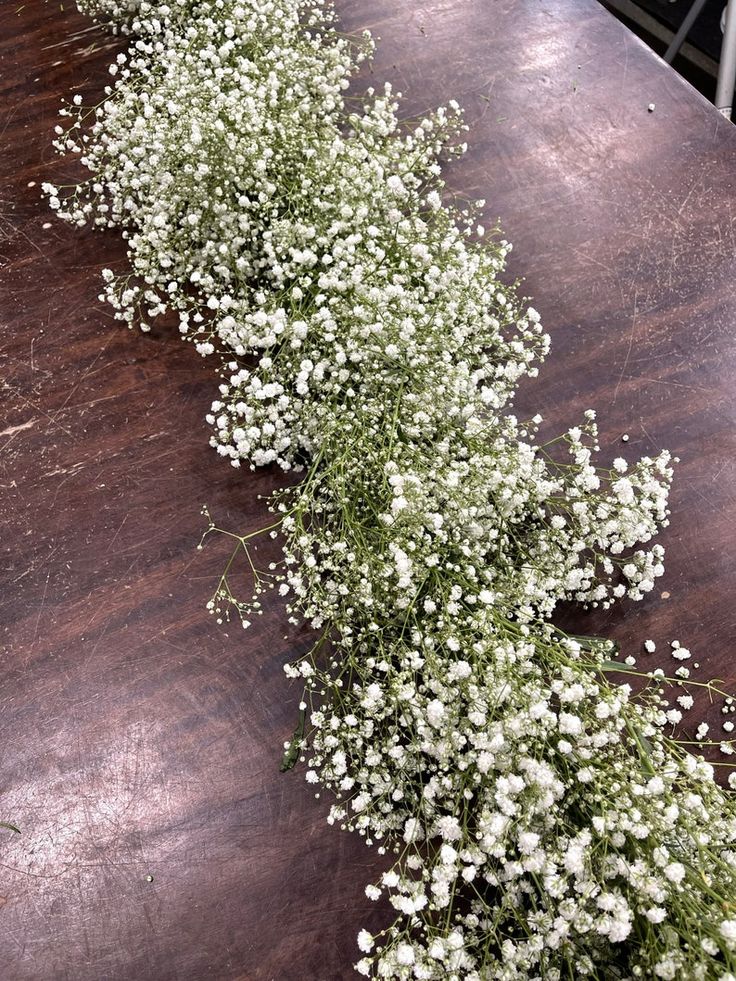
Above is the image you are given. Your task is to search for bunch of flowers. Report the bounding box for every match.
[49,0,736,977]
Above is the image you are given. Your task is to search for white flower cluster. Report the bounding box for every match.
[53,0,736,977]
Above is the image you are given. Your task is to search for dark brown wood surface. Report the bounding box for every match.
[1,1,735,979]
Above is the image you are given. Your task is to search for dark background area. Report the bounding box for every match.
[601,0,726,102]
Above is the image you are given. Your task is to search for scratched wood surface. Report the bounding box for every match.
[1,1,735,979]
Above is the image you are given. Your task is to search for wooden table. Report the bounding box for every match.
[2,1,735,978]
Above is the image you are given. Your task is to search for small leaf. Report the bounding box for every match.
[280,707,306,773]
[555,630,619,657]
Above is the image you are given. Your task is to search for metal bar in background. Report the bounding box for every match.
[603,0,720,78]
[664,0,708,64]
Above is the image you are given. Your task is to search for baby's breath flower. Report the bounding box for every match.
[53,0,736,976]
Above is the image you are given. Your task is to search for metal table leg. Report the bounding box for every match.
[716,2,736,117]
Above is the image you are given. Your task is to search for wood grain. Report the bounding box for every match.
[1,1,735,978]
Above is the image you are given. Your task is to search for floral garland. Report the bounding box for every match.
[48,1,736,977]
